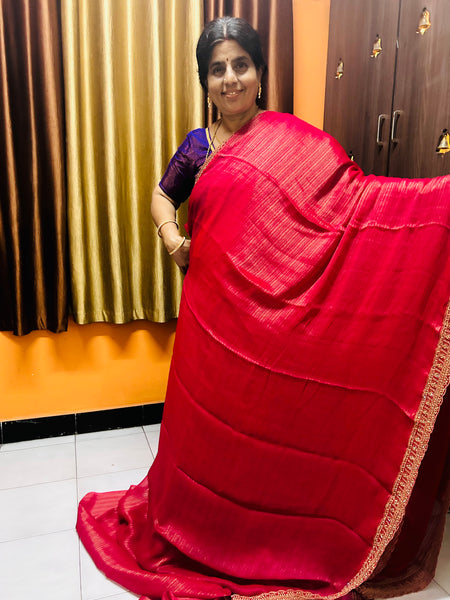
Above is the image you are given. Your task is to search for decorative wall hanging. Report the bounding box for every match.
[417,8,431,35]
[335,58,344,79]
[436,129,450,154]
[371,35,382,58]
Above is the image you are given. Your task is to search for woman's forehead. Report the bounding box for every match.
[209,40,251,65]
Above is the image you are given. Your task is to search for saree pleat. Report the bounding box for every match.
[0,0,68,335]
[77,113,450,600]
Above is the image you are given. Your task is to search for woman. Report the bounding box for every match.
[151,17,265,274]
[78,18,450,600]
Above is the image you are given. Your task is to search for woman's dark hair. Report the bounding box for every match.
[196,17,266,91]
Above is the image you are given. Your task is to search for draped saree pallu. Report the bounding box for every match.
[77,112,450,600]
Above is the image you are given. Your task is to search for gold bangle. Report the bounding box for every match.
[168,236,186,256]
[157,220,178,238]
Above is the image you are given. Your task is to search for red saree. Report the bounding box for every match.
[77,112,450,600]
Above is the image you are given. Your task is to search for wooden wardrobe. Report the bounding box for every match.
[323,0,450,178]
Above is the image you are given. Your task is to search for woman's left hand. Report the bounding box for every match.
[167,235,191,274]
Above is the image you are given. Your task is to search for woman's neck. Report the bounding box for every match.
[221,105,261,134]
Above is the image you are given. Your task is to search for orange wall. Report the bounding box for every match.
[293,0,330,128]
[0,319,176,422]
[0,2,331,423]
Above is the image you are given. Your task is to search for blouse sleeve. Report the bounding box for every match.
[159,132,204,209]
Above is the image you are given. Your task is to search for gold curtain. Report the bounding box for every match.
[204,0,293,120]
[0,0,68,335]
[61,0,204,324]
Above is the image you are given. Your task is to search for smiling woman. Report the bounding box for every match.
[77,15,450,600]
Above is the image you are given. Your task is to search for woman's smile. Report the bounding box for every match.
[223,89,243,98]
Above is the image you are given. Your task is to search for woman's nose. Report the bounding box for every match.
[223,64,238,84]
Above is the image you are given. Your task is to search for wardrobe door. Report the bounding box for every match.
[323,0,400,175]
[388,0,450,178]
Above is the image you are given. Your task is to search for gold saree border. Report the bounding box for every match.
[232,299,450,600]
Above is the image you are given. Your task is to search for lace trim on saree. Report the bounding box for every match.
[232,299,450,600]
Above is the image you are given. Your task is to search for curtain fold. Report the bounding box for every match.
[61,0,204,325]
[0,0,68,335]
[0,0,290,330]
[204,0,293,119]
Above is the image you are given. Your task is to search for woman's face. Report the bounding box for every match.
[207,40,261,119]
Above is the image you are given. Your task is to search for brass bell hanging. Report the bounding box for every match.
[417,8,431,35]
[436,129,450,154]
[335,59,344,79]
[371,35,382,58]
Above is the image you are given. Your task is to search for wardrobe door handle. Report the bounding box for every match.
[376,114,388,146]
[391,110,402,143]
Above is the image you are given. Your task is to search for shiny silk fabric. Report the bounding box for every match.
[77,112,450,600]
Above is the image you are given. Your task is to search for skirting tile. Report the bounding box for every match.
[2,414,75,444]
[0,403,164,445]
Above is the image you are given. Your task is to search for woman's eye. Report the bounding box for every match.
[211,65,225,76]
[235,62,248,73]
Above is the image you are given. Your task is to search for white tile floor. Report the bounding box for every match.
[0,424,448,600]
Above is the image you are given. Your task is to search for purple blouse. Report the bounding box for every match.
[159,128,209,209]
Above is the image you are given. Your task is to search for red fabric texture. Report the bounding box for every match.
[77,112,450,600]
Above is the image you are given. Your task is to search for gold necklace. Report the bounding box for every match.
[199,109,262,181]
[206,119,222,160]
[217,107,261,145]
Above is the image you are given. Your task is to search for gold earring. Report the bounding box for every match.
[207,94,211,109]
[257,83,262,100]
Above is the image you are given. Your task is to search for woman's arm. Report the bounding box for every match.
[151,185,190,272]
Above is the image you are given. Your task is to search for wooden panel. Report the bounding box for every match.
[324,0,400,175]
[388,0,450,177]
